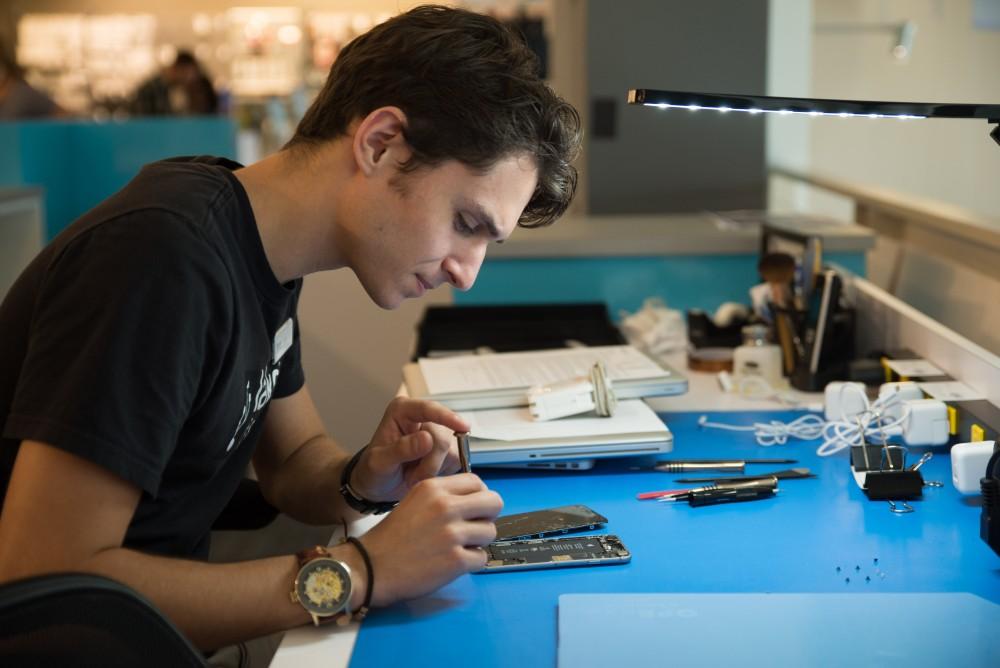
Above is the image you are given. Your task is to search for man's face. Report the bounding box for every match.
[347,154,538,309]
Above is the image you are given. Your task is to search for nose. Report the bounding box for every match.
[443,243,487,292]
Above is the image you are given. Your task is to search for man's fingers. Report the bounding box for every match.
[369,430,432,473]
[449,487,504,522]
[419,472,490,497]
[403,440,449,486]
[462,546,489,572]
[455,518,498,548]
[387,397,470,434]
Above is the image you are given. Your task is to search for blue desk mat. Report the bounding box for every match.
[349,410,1000,667]
[558,593,1000,668]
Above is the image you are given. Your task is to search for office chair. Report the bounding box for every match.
[0,572,206,668]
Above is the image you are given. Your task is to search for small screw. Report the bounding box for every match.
[836,566,841,573]
[865,576,871,583]
[855,565,861,572]
[873,557,879,565]
[845,577,851,584]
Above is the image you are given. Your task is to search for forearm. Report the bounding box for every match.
[80,541,366,651]
[260,435,364,524]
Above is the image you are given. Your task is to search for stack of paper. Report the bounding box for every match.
[404,345,686,411]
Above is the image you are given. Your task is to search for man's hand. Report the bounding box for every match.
[358,473,502,605]
[351,397,470,503]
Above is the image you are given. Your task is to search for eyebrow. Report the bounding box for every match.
[462,201,503,242]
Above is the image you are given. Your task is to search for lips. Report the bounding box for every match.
[416,275,433,293]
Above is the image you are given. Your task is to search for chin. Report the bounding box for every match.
[369,287,404,310]
[355,274,402,310]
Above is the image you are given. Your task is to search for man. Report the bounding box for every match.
[0,41,62,119]
[0,4,579,658]
[132,49,218,116]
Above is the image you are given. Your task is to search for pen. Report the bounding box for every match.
[657,478,779,505]
[638,476,778,500]
[687,488,776,507]
[455,431,472,473]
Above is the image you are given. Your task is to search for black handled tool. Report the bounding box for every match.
[674,467,814,484]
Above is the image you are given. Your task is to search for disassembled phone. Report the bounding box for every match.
[494,504,608,541]
[480,534,630,573]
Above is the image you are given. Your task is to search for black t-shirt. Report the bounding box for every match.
[0,156,304,559]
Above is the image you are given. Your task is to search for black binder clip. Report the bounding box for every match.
[850,443,923,501]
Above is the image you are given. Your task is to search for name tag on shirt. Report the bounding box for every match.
[273,318,294,363]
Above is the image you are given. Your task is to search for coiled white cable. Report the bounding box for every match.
[815,384,910,456]
[697,413,826,446]
[698,383,913,455]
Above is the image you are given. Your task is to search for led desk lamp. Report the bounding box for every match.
[627,87,1000,555]
[626,89,1000,146]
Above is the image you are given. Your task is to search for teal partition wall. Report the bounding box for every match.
[454,252,867,317]
[0,117,236,240]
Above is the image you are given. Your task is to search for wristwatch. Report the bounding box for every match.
[340,447,398,515]
[290,546,353,626]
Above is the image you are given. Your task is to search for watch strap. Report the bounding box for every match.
[296,545,332,569]
[340,447,398,515]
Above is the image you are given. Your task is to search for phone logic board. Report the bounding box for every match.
[480,534,630,572]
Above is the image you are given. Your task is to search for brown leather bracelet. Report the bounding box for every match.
[343,537,374,621]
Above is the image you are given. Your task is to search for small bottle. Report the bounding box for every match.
[732,324,783,388]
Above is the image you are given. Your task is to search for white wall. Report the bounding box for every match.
[776,0,1000,354]
[766,0,813,212]
[810,0,1000,220]
[298,269,453,452]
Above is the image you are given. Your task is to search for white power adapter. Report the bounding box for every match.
[821,381,949,447]
[878,381,924,419]
[951,440,997,494]
[824,382,867,421]
[895,399,950,446]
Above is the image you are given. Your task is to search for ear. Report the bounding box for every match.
[352,106,411,177]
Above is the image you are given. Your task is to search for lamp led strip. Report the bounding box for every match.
[627,89,1000,145]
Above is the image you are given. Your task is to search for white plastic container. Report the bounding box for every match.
[732,324,783,388]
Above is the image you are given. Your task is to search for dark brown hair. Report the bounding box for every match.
[286,5,580,227]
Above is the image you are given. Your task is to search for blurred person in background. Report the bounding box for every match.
[0,41,61,120]
[131,49,218,116]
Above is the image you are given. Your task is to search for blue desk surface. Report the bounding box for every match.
[349,411,1000,667]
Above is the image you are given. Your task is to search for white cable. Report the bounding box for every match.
[816,384,910,456]
[698,382,918,455]
[698,413,826,447]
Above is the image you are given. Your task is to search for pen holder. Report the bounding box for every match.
[770,303,855,392]
[850,444,923,500]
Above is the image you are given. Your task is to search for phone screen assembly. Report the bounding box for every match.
[494,504,608,541]
[479,534,630,573]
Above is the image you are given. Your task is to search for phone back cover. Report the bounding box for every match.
[558,593,1000,668]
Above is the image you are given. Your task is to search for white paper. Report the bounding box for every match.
[885,359,946,378]
[461,399,667,442]
[917,381,985,402]
[418,345,668,396]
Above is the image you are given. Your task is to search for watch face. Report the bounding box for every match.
[296,558,351,616]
